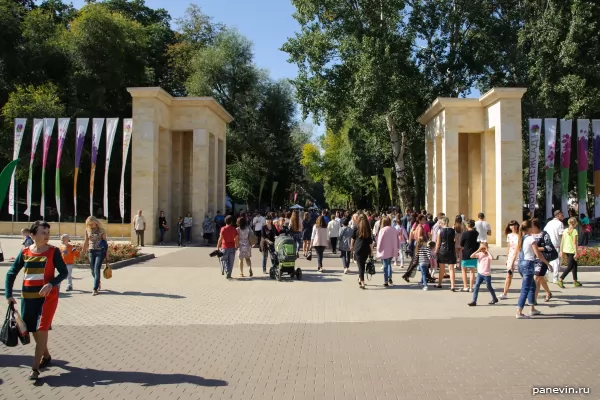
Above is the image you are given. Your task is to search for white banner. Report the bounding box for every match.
[74,118,90,217]
[544,118,557,220]
[560,119,573,215]
[119,119,133,219]
[40,118,55,219]
[103,118,118,219]
[8,119,27,215]
[90,118,104,217]
[55,118,70,216]
[528,119,542,216]
[24,119,43,217]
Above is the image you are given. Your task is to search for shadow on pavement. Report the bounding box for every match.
[101,290,185,299]
[535,313,600,320]
[0,355,227,388]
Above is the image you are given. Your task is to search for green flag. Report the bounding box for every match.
[0,159,20,212]
[371,175,378,190]
[271,181,278,207]
[258,176,266,207]
[383,168,393,202]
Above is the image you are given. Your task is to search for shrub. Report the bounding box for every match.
[72,242,142,264]
[561,246,600,266]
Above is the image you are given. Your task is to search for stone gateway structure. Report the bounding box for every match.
[418,88,527,246]
[128,87,233,245]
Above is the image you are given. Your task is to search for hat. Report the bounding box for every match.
[61,234,70,241]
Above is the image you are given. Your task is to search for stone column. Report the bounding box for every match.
[158,128,173,242]
[170,131,184,222]
[458,133,469,215]
[217,138,226,212]
[425,139,434,213]
[182,132,192,217]
[130,103,160,244]
[442,130,460,220]
[433,136,443,215]
[468,134,482,221]
[208,133,217,216]
[481,128,497,244]
[192,129,209,239]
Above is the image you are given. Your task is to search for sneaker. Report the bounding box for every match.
[552,280,558,284]
[573,281,582,287]
[344,268,348,274]
[400,264,404,268]
[394,262,399,267]
[66,286,73,292]
[499,294,508,300]
[467,301,476,306]
[380,265,384,271]
[383,283,389,287]
[488,298,499,305]
[468,288,473,293]
[556,280,565,288]
[516,314,530,319]
[423,286,428,291]
[388,279,393,285]
[530,310,542,316]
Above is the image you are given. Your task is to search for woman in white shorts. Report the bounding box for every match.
[499,220,520,299]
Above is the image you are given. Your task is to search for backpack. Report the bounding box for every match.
[338,227,351,251]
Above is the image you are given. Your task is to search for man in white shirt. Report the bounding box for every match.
[132,209,146,247]
[327,217,340,254]
[544,210,565,283]
[252,212,265,247]
[431,212,445,242]
[474,212,491,243]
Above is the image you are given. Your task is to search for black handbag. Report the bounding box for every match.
[366,256,376,280]
[539,232,558,262]
[1,305,19,347]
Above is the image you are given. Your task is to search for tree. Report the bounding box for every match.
[282,0,421,211]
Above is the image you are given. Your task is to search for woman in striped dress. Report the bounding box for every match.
[5,221,68,380]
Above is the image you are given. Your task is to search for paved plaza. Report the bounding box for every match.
[1,242,599,400]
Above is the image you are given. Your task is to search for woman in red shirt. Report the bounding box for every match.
[217,216,238,279]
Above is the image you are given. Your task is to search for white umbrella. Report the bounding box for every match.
[290,204,304,210]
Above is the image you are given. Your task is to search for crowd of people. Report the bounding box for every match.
[215,207,585,309]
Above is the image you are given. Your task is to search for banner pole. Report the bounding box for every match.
[74,215,77,238]
[11,213,14,236]
[122,217,124,238]
[58,215,61,236]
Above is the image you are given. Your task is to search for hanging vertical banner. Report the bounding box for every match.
[90,118,104,217]
[560,119,573,214]
[54,118,70,217]
[271,181,278,206]
[544,119,557,219]
[24,119,43,217]
[119,119,132,219]
[593,120,600,219]
[528,120,542,216]
[258,176,266,209]
[383,167,393,202]
[577,119,590,215]
[74,118,89,219]
[103,118,118,219]
[8,119,27,215]
[40,119,55,219]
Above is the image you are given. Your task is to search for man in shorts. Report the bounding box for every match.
[474,213,491,243]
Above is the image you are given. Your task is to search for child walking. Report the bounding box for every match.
[338,218,353,274]
[468,243,498,306]
[416,237,434,290]
[60,234,80,292]
[22,228,33,248]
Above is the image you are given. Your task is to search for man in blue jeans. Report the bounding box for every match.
[216,215,238,279]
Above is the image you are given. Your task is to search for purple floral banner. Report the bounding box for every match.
[90,118,104,216]
[577,119,589,215]
[593,120,600,219]
[560,119,572,214]
[74,118,89,217]
[528,119,542,216]
[544,119,557,219]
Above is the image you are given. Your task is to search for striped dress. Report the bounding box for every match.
[417,245,432,266]
[4,246,68,333]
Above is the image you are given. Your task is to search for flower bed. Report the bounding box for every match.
[72,242,142,264]
[561,246,600,266]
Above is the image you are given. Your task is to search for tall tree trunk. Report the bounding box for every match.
[409,151,420,210]
[386,113,414,212]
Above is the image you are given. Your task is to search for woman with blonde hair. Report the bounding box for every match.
[435,216,456,290]
[82,216,107,296]
[557,217,582,288]
[289,210,303,258]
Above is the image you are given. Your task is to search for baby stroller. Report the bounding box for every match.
[269,234,302,281]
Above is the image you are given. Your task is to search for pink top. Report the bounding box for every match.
[476,252,492,276]
[394,224,408,244]
[376,226,400,259]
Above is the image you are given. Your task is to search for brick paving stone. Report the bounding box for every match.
[1,246,599,399]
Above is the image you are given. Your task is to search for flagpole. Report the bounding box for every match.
[122,217,124,238]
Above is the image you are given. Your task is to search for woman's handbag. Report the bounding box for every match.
[1,305,19,347]
[539,232,558,262]
[103,260,113,279]
[13,308,30,345]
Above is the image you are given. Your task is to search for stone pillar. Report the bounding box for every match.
[433,136,443,215]
[442,130,460,220]
[208,133,217,216]
[192,129,209,239]
[468,133,482,221]
[158,128,173,242]
[425,139,434,213]
[130,102,160,244]
[458,133,469,216]
[481,128,497,244]
[217,138,226,212]
[170,131,183,222]
[182,132,192,218]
